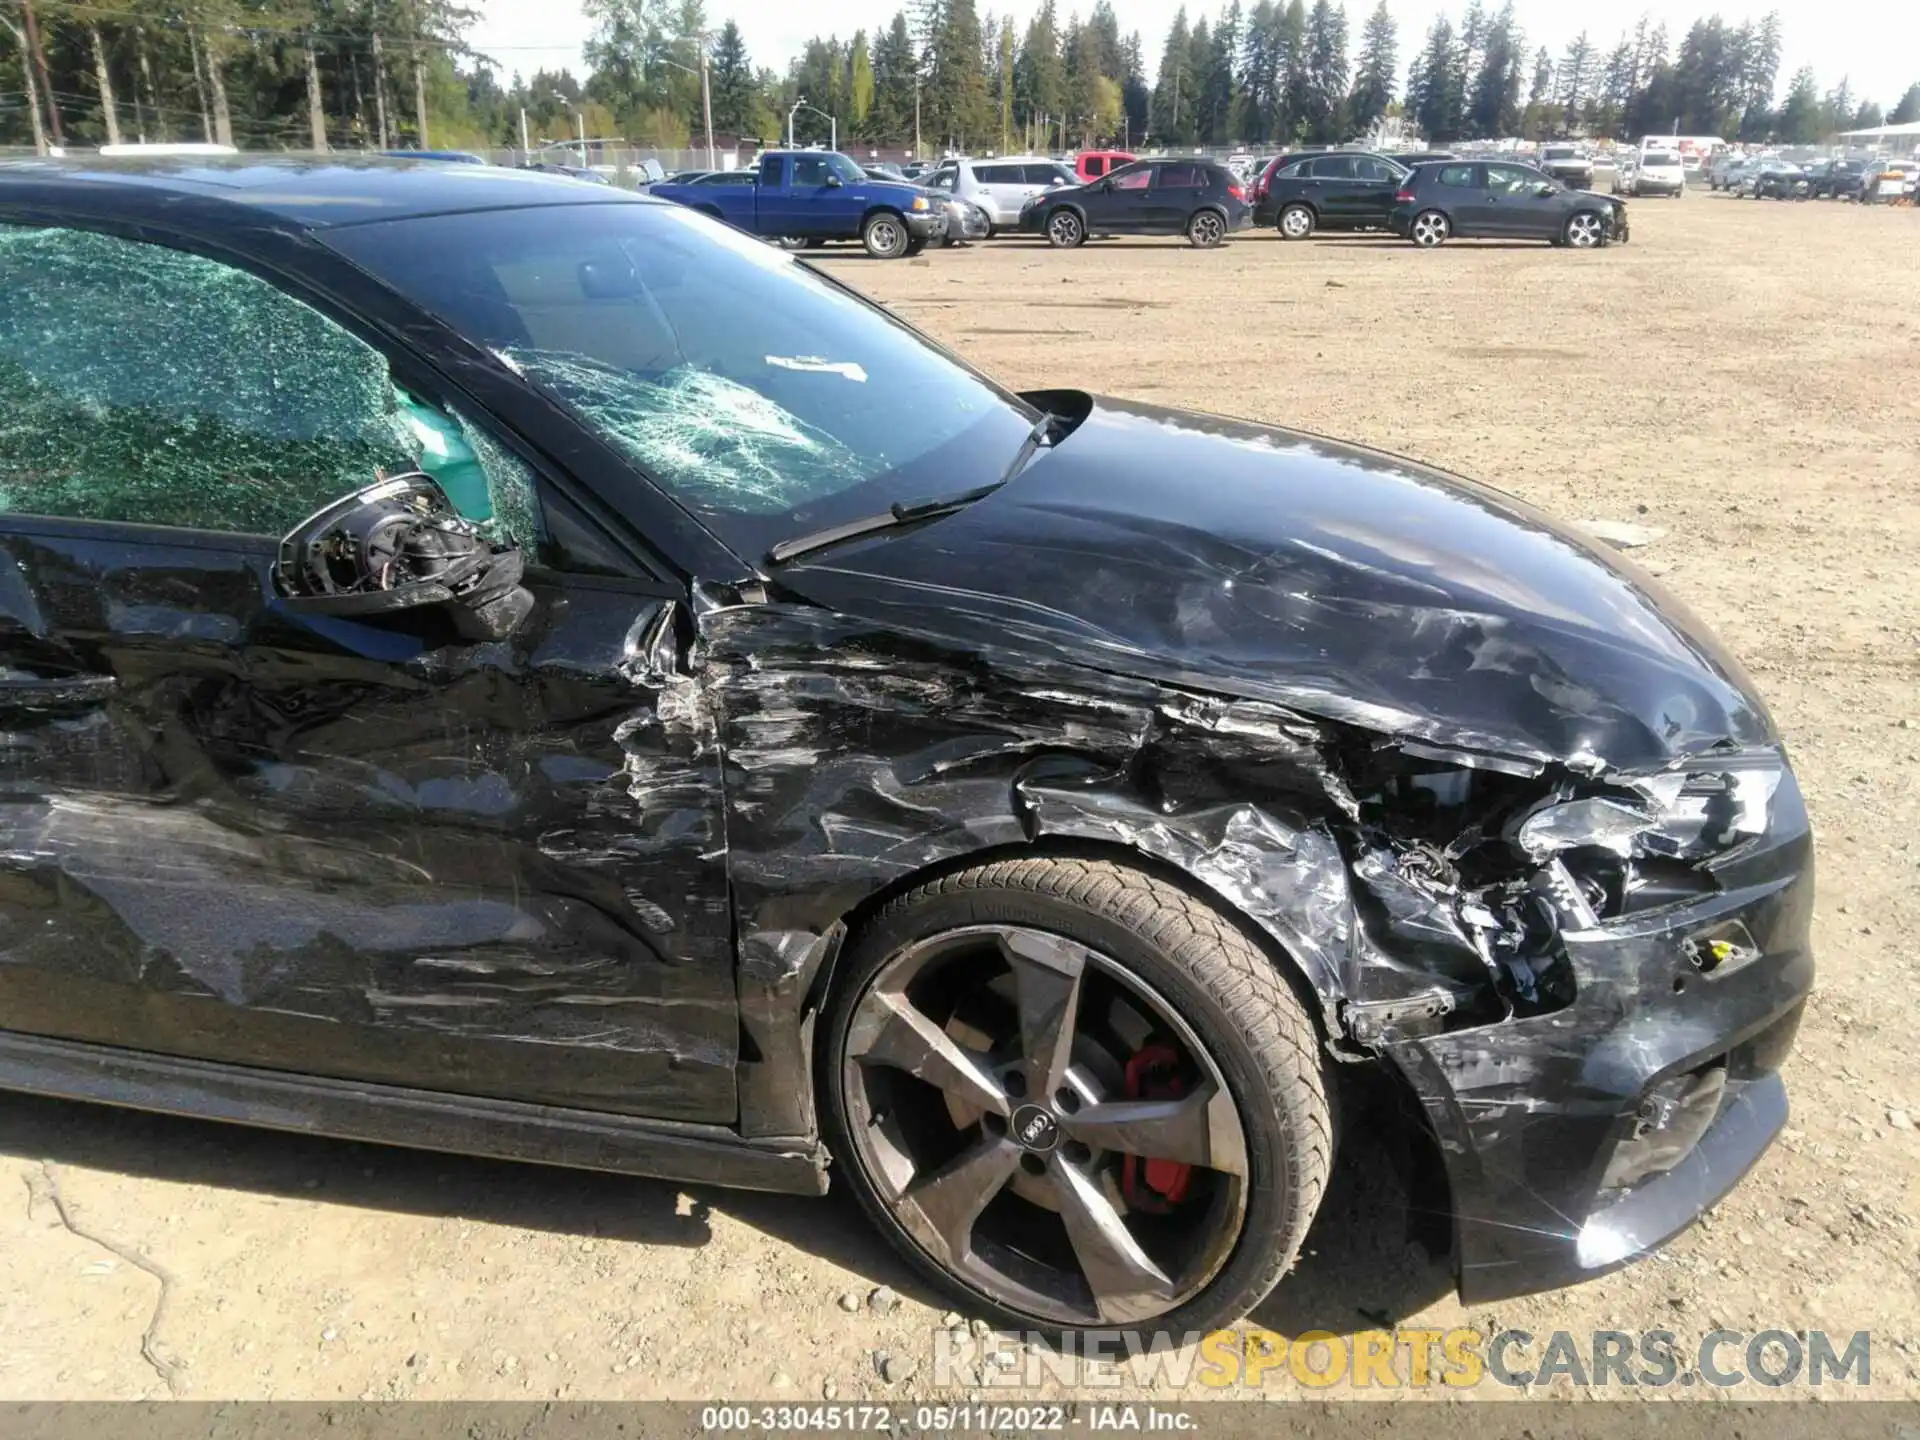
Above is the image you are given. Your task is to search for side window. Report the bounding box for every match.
[1485,164,1537,194]
[759,155,784,185]
[1436,164,1479,188]
[1309,156,1356,179]
[1086,157,1108,178]
[1154,163,1205,189]
[1353,156,1398,182]
[792,155,830,187]
[926,167,957,191]
[1110,165,1152,191]
[0,225,537,542]
[975,164,1018,184]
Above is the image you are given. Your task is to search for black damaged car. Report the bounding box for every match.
[0,158,1810,1336]
[1392,158,1629,248]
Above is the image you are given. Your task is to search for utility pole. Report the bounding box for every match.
[19,0,62,147]
[701,48,715,170]
[914,79,921,159]
[519,107,530,156]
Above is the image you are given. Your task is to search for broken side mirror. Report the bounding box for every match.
[274,474,534,642]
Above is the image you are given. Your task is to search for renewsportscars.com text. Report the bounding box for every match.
[933,1327,1872,1391]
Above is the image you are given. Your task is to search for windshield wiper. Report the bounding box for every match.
[764,412,1056,567]
[766,482,1004,566]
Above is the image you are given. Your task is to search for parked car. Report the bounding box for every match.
[1250,150,1331,225]
[1859,160,1917,204]
[1021,159,1251,248]
[1538,144,1596,190]
[651,149,945,258]
[1806,156,1868,199]
[937,195,992,244]
[1074,149,1136,182]
[1264,151,1409,239]
[1745,159,1809,199]
[919,155,1079,234]
[1390,159,1628,248]
[1619,148,1685,198]
[1707,152,1749,190]
[0,153,1815,1339]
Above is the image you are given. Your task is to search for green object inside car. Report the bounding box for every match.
[396,387,493,521]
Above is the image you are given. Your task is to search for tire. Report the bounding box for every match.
[1045,207,1086,248]
[774,235,808,250]
[1186,208,1227,248]
[862,211,911,259]
[1564,210,1608,249]
[820,855,1331,1338]
[1277,203,1316,240]
[1409,209,1449,247]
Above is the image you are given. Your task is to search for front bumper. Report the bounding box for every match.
[945,202,991,240]
[905,209,949,240]
[1380,812,1813,1302]
[1634,178,1684,195]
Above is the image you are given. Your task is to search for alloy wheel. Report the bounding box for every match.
[1048,210,1084,247]
[1279,205,1314,239]
[838,925,1250,1326]
[1188,210,1225,248]
[1566,212,1605,248]
[866,218,905,258]
[1411,211,1449,247]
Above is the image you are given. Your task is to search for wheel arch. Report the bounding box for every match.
[805,835,1342,1040]
[860,203,907,228]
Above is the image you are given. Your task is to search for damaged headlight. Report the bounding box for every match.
[1513,747,1789,868]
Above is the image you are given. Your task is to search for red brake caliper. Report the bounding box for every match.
[1120,1043,1193,1213]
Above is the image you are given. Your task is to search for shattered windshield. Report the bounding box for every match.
[325,202,1034,558]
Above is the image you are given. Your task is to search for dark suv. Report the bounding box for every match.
[1390,159,1628,248]
[1264,151,1410,239]
[1020,159,1250,248]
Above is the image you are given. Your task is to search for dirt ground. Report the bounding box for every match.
[3,194,1917,1406]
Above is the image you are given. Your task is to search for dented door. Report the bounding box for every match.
[0,528,736,1122]
[0,222,736,1123]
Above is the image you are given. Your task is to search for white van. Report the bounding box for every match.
[1624,147,1686,197]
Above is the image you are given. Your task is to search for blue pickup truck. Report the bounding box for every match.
[650,150,946,259]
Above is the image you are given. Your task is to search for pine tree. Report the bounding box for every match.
[1149,6,1192,143]
[708,19,755,134]
[1197,2,1240,144]
[1774,65,1819,142]
[848,30,874,130]
[1891,82,1920,125]
[1302,0,1347,143]
[922,0,990,147]
[1407,16,1461,144]
[871,10,918,143]
[1557,31,1594,135]
[1015,0,1062,145]
[1277,0,1310,142]
[1464,1,1520,139]
[1345,0,1395,133]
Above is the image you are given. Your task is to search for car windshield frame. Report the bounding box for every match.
[322,200,1041,567]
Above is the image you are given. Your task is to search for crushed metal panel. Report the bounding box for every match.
[0,528,739,1123]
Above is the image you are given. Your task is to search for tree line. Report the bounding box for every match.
[5,0,1918,153]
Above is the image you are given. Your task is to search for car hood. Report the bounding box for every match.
[775,396,1773,772]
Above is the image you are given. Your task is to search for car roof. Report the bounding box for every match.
[0,154,651,231]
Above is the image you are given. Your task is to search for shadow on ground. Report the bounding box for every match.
[0,1090,928,1300]
[1,1076,1453,1333]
